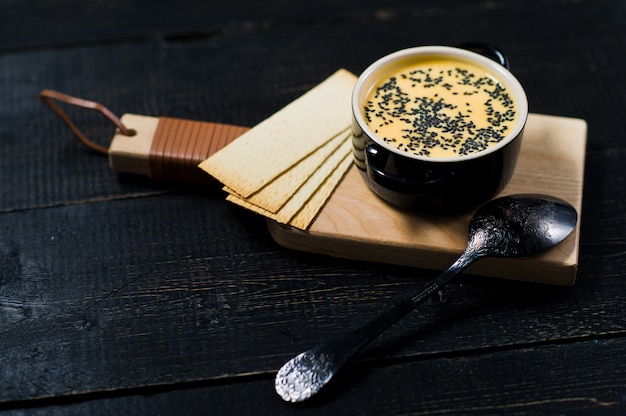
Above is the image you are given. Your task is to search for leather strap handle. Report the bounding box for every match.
[40,89,136,155]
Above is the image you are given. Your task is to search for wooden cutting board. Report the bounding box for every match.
[267,113,587,286]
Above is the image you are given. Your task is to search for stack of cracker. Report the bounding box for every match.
[198,69,357,230]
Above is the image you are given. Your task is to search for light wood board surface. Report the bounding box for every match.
[268,113,587,286]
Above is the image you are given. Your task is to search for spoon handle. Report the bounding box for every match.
[333,249,477,360]
[275,248,478,402]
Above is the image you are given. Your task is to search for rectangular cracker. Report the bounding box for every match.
[288,152,354,230]
[232,127,350,213]
[198,69,357,198]
[226,137,353,228]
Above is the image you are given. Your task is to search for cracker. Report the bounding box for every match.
[235,127,349,213]
[226,136,353,229]
[288,152,354,230]
[273,135,352,223]
[198,69,357,198]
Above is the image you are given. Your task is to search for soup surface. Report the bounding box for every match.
[363,57,518,158]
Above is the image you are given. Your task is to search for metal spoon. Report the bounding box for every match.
[275,194,578,403]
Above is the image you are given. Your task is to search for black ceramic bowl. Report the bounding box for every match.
[351,45,528,212]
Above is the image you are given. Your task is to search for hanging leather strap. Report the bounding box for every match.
[40,89,136,155]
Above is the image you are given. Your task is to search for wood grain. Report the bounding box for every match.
[108,114,158,176]
[2,0,626,414]
[269,114,587,286]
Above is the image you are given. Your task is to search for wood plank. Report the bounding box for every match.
[1,5,621,212]
[0,0,430,50]
[3,332,625,414]
[0,184,625,404]
[268,114,586,286]
[153,336,626,414]
[0,0,618,53]
[1,0,626,413]
[0,44,623,409]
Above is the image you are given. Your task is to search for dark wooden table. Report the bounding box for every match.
[1,1,625,414]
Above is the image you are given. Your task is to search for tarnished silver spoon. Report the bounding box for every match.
[275,194,578,403]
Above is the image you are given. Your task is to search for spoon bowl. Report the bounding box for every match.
[275,194,577,403]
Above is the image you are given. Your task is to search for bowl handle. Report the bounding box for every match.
[457,42,510,69]
[365,144,447,194]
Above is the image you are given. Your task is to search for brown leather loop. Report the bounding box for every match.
[40,89,136,155]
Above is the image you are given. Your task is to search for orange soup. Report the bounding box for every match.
[364,58,518,158]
